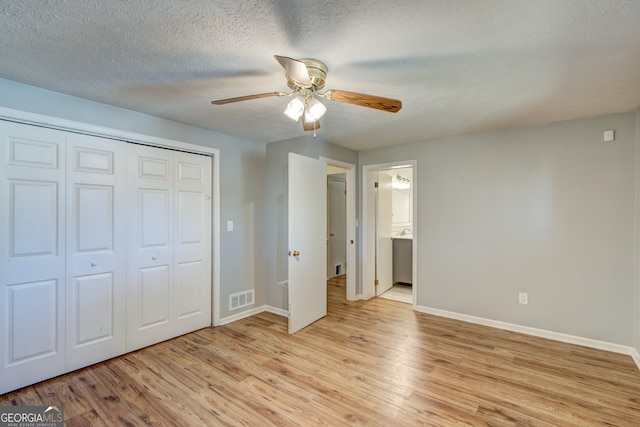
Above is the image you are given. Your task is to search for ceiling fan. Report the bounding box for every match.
[211,55,402,132]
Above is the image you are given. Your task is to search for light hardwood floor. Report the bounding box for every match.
[2,276,640,426]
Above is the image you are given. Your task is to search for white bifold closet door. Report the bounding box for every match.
[126,143,211,351]
[1,121,212,394]
[0,122,127,391]
[0,122,68,394]
[65,134,127,371]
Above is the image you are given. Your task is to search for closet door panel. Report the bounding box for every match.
[0,122,66,394]
[11,180,59,258]
[126,144,174,351]
[139,265,171,327]
[173,152,211,335]
[141,189,171,247]
[7,280,59,362]
[65,134,126,370]
[72,273,114,343]
[74,184,113,251]
[176,261,203,318]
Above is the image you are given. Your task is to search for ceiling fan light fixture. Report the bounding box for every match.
[284,95,305,121]
[304,97,326,123]
[211,55,403,128]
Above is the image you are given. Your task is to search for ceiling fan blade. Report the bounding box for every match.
[211,92,282,105]
[303,120,320,132]
[324,89,402,113]
[274,55,311,85]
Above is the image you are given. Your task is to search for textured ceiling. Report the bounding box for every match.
[1,0,639,150]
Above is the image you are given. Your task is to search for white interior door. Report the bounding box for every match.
[173,151,212,336]
[288,153,327,334]
[127,144,175,350]
[376,172,393,295]
[0,121,67,394]
[65,134,127,370]
[327,176,346,278]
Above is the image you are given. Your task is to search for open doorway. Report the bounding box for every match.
[327,171,347,279]
[321,157,356,301]
[362,162,417,306]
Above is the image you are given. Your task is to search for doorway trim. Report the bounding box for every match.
[0,106,222,326]
[362,160,417,305]
[320,157,357,301]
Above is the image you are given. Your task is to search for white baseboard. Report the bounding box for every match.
[262,305,289,318]
[416,304,640,371]
[631,348,640,370]
[218,305,288,326]
[345,293,365,301]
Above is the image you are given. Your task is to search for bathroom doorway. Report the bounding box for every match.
[362,162,417,305]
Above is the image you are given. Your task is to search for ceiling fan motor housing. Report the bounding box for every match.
[287,59,328,92]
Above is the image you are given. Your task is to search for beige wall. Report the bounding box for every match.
[360,111,638,346]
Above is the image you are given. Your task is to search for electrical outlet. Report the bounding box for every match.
[518,292,528,305]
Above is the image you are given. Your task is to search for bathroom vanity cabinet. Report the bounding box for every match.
[392,236,412,284]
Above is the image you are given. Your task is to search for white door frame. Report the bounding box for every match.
[320,157,357,301]
[0,106,222,325]
[362,161,417,305]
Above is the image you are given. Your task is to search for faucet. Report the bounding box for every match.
[401,228,412,236]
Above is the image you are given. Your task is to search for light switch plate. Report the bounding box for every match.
[604,130,615,142]
[227,220,233,231]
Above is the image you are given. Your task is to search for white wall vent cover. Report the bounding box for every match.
[229,289,255,311]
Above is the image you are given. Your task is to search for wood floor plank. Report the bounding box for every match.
[2,276,640,425]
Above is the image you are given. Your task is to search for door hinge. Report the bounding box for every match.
[374,181,379,188]
[375,279,379,286]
